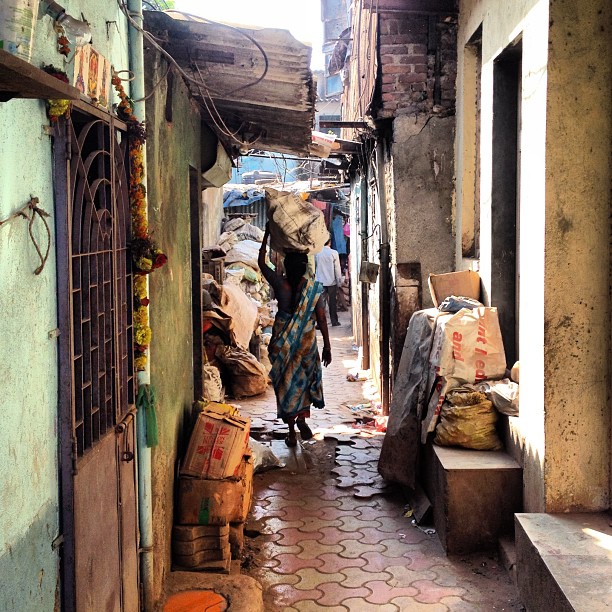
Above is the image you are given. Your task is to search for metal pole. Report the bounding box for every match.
[376,139,391,415]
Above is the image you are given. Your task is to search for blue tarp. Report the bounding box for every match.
[223,188,265,208]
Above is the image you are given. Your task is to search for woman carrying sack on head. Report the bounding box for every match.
[258,224,332,447]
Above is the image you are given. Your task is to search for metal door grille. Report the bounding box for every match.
[67,111,135,456]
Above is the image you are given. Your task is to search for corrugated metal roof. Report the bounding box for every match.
[143,11,316,156]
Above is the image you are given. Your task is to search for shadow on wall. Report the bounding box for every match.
[0,502,60,611]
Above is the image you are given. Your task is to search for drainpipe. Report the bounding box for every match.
[360,172,370,370]
[126,0,154,609]
[376,138,391,415]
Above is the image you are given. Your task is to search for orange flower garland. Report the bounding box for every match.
[112,72,167,371]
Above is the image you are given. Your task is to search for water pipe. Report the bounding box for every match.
[126,0,154,609]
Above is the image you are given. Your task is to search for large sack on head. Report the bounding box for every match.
[216,346,268,398]
[265,187,328,255]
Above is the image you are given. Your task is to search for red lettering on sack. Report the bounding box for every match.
[452,331,464,362]
[212,447,223,460]
[204,422,214,433]
[475,347,487,355]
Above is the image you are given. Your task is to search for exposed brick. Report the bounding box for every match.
[410,82,426,92]
[381,74,397,85]
[409,44,428,56]
[405,55,428,65]
[412,64,429,74]
[397,72,427,85]
[397,16,428,37]
[382,92,402,102]
[382,18,399,36]
[382,34,413,44]
[383,65,410,75]
[379,44,409,55]
[381,84,397,93]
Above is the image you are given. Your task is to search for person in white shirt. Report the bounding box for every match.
[315,239,343,326]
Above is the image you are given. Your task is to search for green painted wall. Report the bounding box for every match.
[144,51,223,605]
[0,2,130,609]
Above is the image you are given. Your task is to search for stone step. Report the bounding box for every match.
[422,443,523,554]
[515,513,612,612]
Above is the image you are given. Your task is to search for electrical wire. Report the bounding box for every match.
[117,0,252,147]
[163,9,269,97]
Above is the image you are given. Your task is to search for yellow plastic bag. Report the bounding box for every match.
[434,397,502,451]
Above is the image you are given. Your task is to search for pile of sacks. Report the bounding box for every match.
[202,189,329,403]
[421,305,513,450]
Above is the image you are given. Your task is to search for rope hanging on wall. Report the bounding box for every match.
[0,197,51,275]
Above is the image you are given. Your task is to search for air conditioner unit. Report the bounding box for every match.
[202,142,232,188]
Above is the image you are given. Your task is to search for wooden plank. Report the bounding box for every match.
[0,49,81,101]
[363,0,457,12]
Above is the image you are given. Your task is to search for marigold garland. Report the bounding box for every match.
[113,71,167,372]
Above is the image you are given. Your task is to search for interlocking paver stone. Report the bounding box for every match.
[339,567,392,588]
[297,539,344,560]
[411,579,466,604]
[294,568,346,590]
[337,539,385,559]
[277,527,324,546]
[317,582,371,607]
[269,553,324,575]
[364,580,418,604]
[292,603,348,612]
[384,565,438,587]
[341,599,398,612]
[317,553,367,574]
[237,314,521,611]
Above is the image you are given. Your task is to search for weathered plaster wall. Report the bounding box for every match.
[0,98,61,612]
[202,187,224,248]
[145,52,214,604]
[456,0,611,511]
[457,0,549,512]
[0,3,130,609]
[543,0,611,512]
[391,115,455,309]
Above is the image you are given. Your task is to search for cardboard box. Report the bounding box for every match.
[428,270,481,307]
[181,405,250,479]
[177,457,254,526]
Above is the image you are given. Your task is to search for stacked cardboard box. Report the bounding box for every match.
[174,402,254,571]
[172,525,231,572]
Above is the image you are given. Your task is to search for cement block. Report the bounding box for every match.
[515,513,612,612]
[423,444,522,553]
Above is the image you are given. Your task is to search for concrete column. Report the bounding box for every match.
[543,0,611,512]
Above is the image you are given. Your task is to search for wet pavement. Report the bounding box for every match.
[236,311,523,611]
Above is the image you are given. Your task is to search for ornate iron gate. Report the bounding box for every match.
[55,105,139,612]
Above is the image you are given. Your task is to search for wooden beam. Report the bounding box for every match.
[319,120,368,129]
[363,0,457,13]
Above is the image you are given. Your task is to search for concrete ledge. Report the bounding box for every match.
[422,444,522,554]
[161,571,264,612]
[515,513,612,612]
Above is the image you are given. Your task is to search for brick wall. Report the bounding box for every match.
[377,13,457,117]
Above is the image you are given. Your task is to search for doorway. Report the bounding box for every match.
[54,107,139,612]
[491,40,522,367]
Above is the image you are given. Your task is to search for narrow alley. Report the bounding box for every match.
[237,310,522,611]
